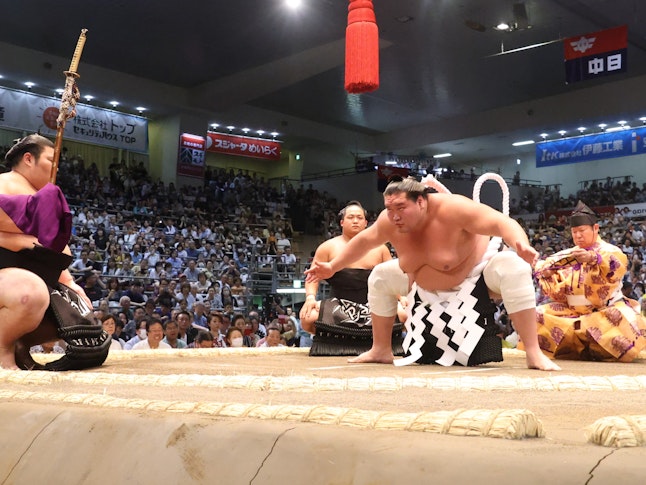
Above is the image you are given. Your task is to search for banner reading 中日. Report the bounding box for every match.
[564,25,627,84]
[536,127,646,167]
[0,87,148,152]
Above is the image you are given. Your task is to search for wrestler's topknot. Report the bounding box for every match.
[4,133,53,169]
[383,176,428,202]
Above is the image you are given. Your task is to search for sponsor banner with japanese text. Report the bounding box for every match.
[177,133,206,178]
[615,202,646,219]
[564,25,627,84]
[0,87,147,152]
[536,127,646,167]
[205,132,281,161]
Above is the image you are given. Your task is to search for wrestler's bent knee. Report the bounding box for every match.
[368,260,408,317]
[483,251,535,314]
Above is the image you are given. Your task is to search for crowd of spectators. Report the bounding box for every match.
[4,142,646,354]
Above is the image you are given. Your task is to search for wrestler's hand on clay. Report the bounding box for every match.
[515,241,539,267]
[304,260,334,283]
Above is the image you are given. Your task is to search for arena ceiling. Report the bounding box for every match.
[2,1,646,170]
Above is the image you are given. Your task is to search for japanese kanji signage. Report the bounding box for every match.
[536,127,646,167]
[177,133,206,178]
[0,87,147,152]
[564,25,627,84]
[205,132,281,161]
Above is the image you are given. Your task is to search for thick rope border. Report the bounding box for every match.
[0,389,543,440]
[587,415,646,447]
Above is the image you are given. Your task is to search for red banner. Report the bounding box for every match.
[564,25,627,60]
[177,133,206,178]
[206,132,281,161]
[377,164,409,191]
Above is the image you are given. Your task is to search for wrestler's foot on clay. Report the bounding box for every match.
[348,348,394,364]
[526,350,561,371]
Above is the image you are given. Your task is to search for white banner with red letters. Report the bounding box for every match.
[0,87,148,152]
[205,131,281,161]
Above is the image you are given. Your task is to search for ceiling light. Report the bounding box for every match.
[577,127,586,133]
[257,130,265,136]
[640,117,646,124]
[0,75,4,79]
[135,107,147,113]
[24,81,35,89]
[242,127,250,133]
[385,160,398,165]
[539,133,548,140]
[432,153,452,158]
[270,132,279,138]
[84,95,94,101]
[511,140,534,146]
[109,100,119,107]
[606,125,630,132]
[618,120,627,125]
[516,158,521,165]
[226,125,235,132]
[55,88,64,95]
[598,123,607,130]
[558,130,567,137]
[210,123,219,129]
[495,22,510,31]
[285,0,301,9]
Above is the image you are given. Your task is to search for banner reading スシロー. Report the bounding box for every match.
[0,87,148,152]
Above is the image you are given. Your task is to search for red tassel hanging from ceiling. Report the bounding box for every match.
[345,0,379,94]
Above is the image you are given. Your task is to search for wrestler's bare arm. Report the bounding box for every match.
[305,216,391,282]
[447,195,537,265]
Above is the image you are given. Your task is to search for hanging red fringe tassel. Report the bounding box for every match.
[345,0,379,94]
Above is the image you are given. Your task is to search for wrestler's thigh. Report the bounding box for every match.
[0,268,49,310]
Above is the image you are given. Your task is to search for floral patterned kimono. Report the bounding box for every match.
[534,237,646,362]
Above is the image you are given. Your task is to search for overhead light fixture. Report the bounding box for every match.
[109,100,119,107]
[539,133,548,140]
[24,81,35,89]
[495,22,510,31]
[512,140,534,146]
[577,127,586,133]
[606,125,630,133]
[242,127,250,134]
[84,94,94,101]
[226,125,235,132]
[558,130,567,137]
[285,0,302,9]
[210,123,219,129]
[433,153,452,158]
[640,117,646,125]
[618,120,627,126]
[55,88,64,95]
[516,158,521,165]
[270,132,279,138]
[135,106,147,114]
[257,130,265,136]
[598,123,607,131]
